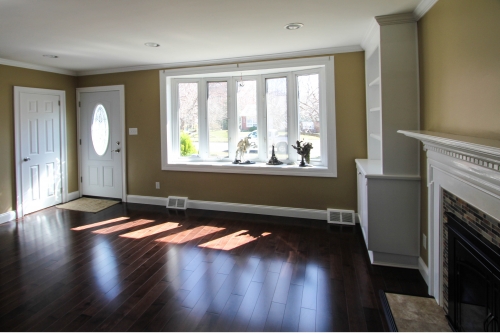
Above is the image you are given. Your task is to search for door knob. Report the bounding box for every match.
[112,148,121,153]
[23,157,31,161]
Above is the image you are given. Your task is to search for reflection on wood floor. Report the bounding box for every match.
[0,203,428,331]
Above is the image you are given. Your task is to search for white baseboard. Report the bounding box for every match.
[126,195,327,220]
[418,256,430,286]
[0,211,16,224]
[369,251,419,269]
[127,195,168,206]
[370,260,419,269]
[67,191,80,202]
[188,200,326,220]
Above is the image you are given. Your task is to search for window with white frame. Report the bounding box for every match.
[160,57,337,177]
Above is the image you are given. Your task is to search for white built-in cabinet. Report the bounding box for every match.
[356,13,421,268]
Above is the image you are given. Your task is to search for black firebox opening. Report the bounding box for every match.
[445,212,500,332]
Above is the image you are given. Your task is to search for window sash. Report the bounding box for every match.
[293,68,326,165]
[172,78,201,160]
[231,75,260,162]
[171,69,325,165]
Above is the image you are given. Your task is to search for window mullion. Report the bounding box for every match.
[319,68,327,166]
[171,80,180,159]
[288,73,299,162]
[198,79,208,159]
[257,75,267,162]
[227,77,237,161]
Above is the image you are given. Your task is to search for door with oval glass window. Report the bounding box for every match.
[79,88,124,199]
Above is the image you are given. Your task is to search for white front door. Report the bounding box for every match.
[80,89,124,199]
[18,90,63,215]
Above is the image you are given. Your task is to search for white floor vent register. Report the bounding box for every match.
[326,209,355,225]
[166,196,188,210]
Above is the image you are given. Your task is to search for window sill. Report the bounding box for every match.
[162,161,335,177]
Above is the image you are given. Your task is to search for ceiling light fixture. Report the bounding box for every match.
[145,42,160,47]
[43,54,58,58]
[284,23,304,30]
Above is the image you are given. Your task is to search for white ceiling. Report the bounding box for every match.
[0,0,425,75]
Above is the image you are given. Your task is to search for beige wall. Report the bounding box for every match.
[0,65,78,215]
[77,52,367,210]
[418,0,500,264]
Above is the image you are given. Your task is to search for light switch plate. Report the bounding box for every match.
[129,128,138,135]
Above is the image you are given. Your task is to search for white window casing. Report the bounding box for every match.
[159,57,337,177]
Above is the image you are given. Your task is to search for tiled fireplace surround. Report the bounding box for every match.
[399,131,500,311]
[442,189,500,313]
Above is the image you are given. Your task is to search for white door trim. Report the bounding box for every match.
[76,85,127,201]
[14,86,68,218]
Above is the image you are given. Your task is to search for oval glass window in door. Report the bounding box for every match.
[91,104,109,156]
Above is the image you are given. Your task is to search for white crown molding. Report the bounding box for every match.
[126,194,328,220]
[0,210,16,224]
[414,0,439,21]
[77,45,362,76]
[0,45,361,78]
[360,18,378,51]
[361,0,438,50]
[0,57,76,76]
[375,12,416,26]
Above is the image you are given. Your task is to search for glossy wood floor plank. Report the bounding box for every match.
[281,283,304,332]
[0,203,429,332]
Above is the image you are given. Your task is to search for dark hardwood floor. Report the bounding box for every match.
[0,203,428,331]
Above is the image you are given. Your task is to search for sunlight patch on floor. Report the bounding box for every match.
[71,217,129,231]
[154,225,225,244]
[198,231,271,250]
[119,221,180,239]
[92,219,155,234]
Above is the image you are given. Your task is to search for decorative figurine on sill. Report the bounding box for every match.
[266,145,283,165]
[233,137,256,164]
[291,140,313,167]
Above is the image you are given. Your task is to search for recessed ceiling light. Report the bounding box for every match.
[284,23,304,30]
[43,54,58,58]
[145,42,160,47]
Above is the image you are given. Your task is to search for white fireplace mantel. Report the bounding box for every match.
[399,130,500,306]
[399,130,500,167]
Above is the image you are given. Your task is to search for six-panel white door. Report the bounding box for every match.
[20,92,62,215]
[80,90,123,199]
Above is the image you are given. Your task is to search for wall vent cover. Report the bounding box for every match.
[166,196,188,210]
[327,209,355,225]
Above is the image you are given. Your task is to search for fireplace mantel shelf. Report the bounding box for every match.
[398,130,500,158]
[399,131,500,173]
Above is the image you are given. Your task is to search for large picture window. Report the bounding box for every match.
[160,57,337,177]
